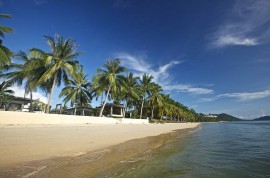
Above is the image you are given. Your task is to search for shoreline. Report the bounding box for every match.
[0,123,200,167]
[0,124,200,177]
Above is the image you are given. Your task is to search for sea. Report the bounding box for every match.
[97,121,270,178]
[7,121,270,178]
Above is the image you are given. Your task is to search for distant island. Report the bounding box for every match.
[196,113,242,122]
[253,116,270,121]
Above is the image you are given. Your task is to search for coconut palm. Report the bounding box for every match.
[2,51,51,111]
[92,59,127,117]
[30,35,81,113]
[59,69,92,115]
[139,73,154,119]
[0,14,13,68]
[118,72,140,117]
[148,83,163,119]
[0,81,14,109]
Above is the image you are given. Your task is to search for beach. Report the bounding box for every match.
[0,114,199,177]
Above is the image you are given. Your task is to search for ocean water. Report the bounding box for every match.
[105,121,270,178]
[15,121,270,178]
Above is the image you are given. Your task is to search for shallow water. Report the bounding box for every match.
[110,121,270,178]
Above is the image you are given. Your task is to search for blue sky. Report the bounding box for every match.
[1,0,270,119]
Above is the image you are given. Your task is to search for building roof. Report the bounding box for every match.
[96,103,125,108]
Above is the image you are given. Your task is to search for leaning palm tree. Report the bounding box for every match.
[139,73,154,119]
[0,14,13,68]
[0,81,14,109]
[59,69,92,115]
[30,35,81,113]
[92,59,127,117]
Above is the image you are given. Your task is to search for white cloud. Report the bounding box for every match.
[163,84,213,95]
[214,35,258,47]
[116,52,213,95]
[218,90,270,101]
[210,0,270,48]
[199,89,270,102]
[116,52,181,85]
[10,85,48,103]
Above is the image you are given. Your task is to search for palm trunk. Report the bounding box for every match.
[139,96,144,119]
[74,105,77,115]
[46,73,57,113]
[151,105,154,120]
[29,89,33,112]
[99,84,111,117]
[124,98,129,118]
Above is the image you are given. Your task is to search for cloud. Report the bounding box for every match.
[210,0,270,48]
[163,84,213,95]
[214,35,258,47]
[116,52,213,95]
[10,85,48,103]
[218,90,270,101]
[198,89,270,102]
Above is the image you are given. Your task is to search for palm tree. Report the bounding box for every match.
[148,83,163,120]
[30,35,81,113]
[139,73,154,119]
[2,51,51,112]
[0,81,14,109]
[59,69,92,115]
[120,72,140,117]
[92,59,127,117]
[0,14,13,68]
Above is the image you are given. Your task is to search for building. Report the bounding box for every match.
[96,103,125,118]
[0,96,37,112]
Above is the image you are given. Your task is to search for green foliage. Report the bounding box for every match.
[30,35,82,113]
[59,68,92,107]
[0,14,13,68]
[0,81,14,105]
[32,101,46,111]
[92,59,127,116]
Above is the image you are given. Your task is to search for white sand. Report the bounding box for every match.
[0,123,199,168]
[0,111,200,168]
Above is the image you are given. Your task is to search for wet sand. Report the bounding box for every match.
[0,123,199,177]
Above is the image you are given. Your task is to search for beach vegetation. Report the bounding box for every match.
[0,14,13,68]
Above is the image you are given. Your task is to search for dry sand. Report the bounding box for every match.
[0,123,199,168]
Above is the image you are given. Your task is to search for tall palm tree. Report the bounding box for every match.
[148,83,163,120]
[139,73,154,119]
[30,35,81,113]
[0,14,13,68]
[92,59,127,117]
[0,81,14,109]
[119,72,140,117]
[59,69,92,115]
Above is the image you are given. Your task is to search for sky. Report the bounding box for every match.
[1,0,270,119]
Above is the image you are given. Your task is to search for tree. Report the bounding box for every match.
[30,35,81,113]
[59,68,92,115]
[139,73,154,119]
[148,83,163,119]
[0,81,14,109]
[2,51,51,112]
[120,72,140,117]
[92,59,127,117]
[0,14,13,68]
